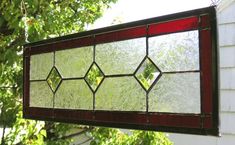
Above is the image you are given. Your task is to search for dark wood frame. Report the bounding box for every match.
[23,6,219,136]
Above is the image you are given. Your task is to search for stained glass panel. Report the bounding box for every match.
[24,7,218,135]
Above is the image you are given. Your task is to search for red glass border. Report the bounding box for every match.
[200,15,210,28]
[23,48,30,108]
[148,113,201,128]
[200,29,213,113]
[95,26,147,44]
[148,16,198,36]
[30,36,94,55]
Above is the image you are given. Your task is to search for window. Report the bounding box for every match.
[23,7,219,135]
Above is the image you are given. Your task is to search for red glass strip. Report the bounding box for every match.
[23,49,30,108]
[200,29,213,113]
[30,44,52,55]
[148,114,201,128]
[200,15,210,28]
[30,36,94,55]
[203,115,213,129]
[94,111,147,124]
[24,107,53,119]
[55,36,94,50]
[54,109,93,121]
[95,26,146,44]
[148,16,199,36]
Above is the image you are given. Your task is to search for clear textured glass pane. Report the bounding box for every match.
[135,58,160,90]
[95,77,146,111]
[55,46,93,78]
[96,38,146,75]
[46,67,62,93]
[30,81,53,108]
[149,30,199,72]
[85,63,104,91]
[149,73,200,113]
[54,80,93,110]
[30,53,53,80]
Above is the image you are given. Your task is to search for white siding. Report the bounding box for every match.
[220,112,235,134]
[169,134,217,145]
[169,0,235,144]
[219,24,235,46]
[220,90,235,112]
[217,1,235,24]
[220,46,235,68]
[217,134,235,145]
[220,68,235,89]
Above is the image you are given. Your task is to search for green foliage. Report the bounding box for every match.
[90,128,173,145]
[0,0,173,145]
[0,88,20,127]
[4,111,46,145]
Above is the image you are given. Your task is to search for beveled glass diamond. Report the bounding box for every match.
[85,63,104,92]
[135,57,161,91]
[47,67,62,93]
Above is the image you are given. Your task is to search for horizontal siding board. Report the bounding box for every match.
[217,2,235,24]
[220,68,235,89]
[217,134,235,145]
[219,46,235,68]
[219,23,235,46]
[220,90,235,112]
[168,133,217,145]
[220,112,235,134]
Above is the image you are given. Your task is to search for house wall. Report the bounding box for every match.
[169,0,235,144]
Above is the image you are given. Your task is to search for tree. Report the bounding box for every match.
[0,0,172,144]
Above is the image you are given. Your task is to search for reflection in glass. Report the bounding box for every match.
[149,73,200,113]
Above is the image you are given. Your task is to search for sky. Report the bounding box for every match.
[88,0,213,29]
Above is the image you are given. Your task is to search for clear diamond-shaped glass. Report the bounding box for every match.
[135,58,161,91]
[85,63,104,91]
[47,67,62,93]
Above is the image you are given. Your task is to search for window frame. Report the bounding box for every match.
[23,6,219,136]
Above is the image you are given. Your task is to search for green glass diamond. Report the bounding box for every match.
[85,63,104,91]
[47,67,62,93]
[135,58,160,91]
